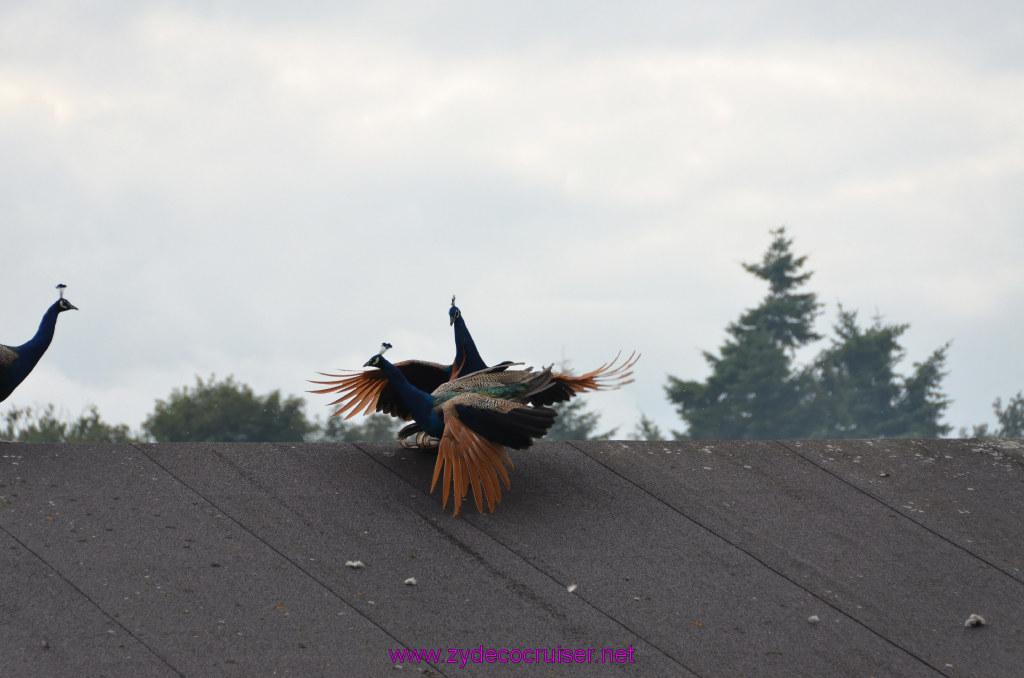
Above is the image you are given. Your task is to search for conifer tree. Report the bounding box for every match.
[632,414,666,441]
[803,309,951,438]
[545,398,618,440]
[666,228,819,439]
[993,392,1024,438]
[666,227,952,439]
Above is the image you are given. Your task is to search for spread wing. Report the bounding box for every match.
[529,351,640,407]
[431,393,556,516]
[309,360,450,420]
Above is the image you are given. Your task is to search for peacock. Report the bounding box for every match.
[1,284,78,405]
[448,296,488,378]
[360,343,558,515]
[308,298,482,445]
[309,297,639,448]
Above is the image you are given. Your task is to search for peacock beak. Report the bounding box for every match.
[363,357,376,367]
[68,303,79,311]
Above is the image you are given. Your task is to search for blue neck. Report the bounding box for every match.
[378,357,445,435]
[453,316,488,376]
[17,301,62,363]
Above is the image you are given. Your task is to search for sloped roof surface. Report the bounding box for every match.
[1,438,1022,676]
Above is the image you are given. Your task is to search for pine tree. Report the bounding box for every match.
[993,392,1024,437]
[632,414,666,441]
[739,228,822,351]
[666,227,952,440]
[666,227,820,439]
[545,398,618,440]
[895,345,952,437]
[804,309,951,438]
[964,392,1024,438]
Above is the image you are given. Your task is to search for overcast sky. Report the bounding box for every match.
[3,0,1023,437]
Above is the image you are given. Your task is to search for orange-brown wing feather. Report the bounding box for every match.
[556,350,640,393]
[430,400,514,516]
[457,424,490,513]
[309,370,391,419]
[309,360,450,421]
[531,351,640,406]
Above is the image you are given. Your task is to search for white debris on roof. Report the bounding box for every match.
[964,613,987,628]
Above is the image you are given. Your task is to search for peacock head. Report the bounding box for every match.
[363,342,393,368]
[55,283,78,312]
[449,295,461,326]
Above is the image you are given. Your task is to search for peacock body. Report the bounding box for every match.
[448,298,488,378]
[360,345,557,515]
[1,286,78,404]
[308,297,639,513]
[311,298,639,424]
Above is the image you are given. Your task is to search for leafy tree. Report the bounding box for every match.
[311,413,403,442]
[2,405,135,443]
[545,398,618,441]
[666,227,819,439]
[142,375,313,442]
[632,414,666,441]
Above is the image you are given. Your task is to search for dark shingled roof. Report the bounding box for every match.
[1,438,1022,676]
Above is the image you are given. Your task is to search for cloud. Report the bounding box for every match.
[2,1,1022,434]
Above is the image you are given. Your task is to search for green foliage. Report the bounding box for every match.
[632,414,666,441]
[666,229,818,439]
[666,228,952,440]
[667,327,810,439]
[802,309,952,438]
[311,413,403,442]
[739,227,822,352]
[891,345,953,438]
[2,405,135,443]
[142,374,314,442]
[964,392,1024,438]
[545,398,618,441]
[993,392,1024,437]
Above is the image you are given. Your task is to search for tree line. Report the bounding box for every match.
[0,375,631,443]
[1,375,398,443]
[3,229,1021,442]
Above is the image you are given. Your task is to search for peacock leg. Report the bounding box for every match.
[399,431,441,450]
